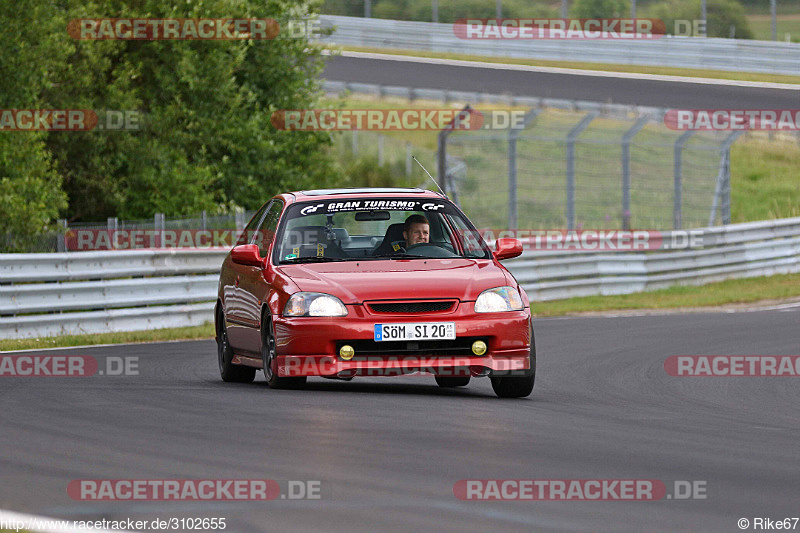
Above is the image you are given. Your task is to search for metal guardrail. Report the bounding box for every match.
[2,217,800,339]
[318,15,800,76]
[0,249,227,339]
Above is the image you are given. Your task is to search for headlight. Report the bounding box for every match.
[474,286,524,313]
[284,292,348,317]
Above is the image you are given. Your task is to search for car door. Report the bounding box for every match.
[225,202,271,352]
[226,199,284,355]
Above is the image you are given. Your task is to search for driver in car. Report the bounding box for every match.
[403,214,430,247]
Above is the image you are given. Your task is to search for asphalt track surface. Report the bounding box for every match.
[322,55,800,108]
[2,309,799,532]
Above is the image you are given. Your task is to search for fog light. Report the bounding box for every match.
[339,345,355,360]
[471,340,487,356]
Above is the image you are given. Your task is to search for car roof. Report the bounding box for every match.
[287,187,445,202]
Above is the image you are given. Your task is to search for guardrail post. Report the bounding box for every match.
[432,0,438,23]
[352,130,358,156]
[566,112,598,230]
[378,134,384,166]
[365,0,371,18]
[201,210,208,232]
[673,131,695,230]
[508,109,540,230]
[621,116,650,230]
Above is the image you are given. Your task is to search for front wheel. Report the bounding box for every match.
[216,310,256,383]
[490,374,534,398]
[491,328,535,398]
[262,315,307,390]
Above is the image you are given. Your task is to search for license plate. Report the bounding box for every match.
[374,322,456,342]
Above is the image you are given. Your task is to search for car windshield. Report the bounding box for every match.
[272,197,492,263]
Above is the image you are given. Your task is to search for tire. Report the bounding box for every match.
[216,308,256,383]
[491,327,536,398]
[262,314,307,390]
[435,376,470,388]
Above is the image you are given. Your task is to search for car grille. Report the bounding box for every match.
[336,337,487,357]
[366,300,456,314]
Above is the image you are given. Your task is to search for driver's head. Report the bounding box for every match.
[403,214,430,246]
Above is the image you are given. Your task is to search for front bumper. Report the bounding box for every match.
[272,303,532,378]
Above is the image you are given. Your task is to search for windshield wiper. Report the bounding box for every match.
[280,256,346,264]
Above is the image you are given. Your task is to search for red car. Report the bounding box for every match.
[215,188,535,398]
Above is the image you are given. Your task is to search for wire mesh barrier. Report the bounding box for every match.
[322,81,743,231]
[1,211,258,254]
[444,110,738,231]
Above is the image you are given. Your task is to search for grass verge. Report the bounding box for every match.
[534,272,800,316]
[0,323,214,352]
[331,45,800,85]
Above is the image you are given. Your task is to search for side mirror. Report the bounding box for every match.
[494,238,522,260]
[231,244,264,267]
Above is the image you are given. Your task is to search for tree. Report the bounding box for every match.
[0,0,69,251]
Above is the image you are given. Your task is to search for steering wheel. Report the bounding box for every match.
[404,243,458,258]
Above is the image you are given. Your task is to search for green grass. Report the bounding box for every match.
[746,13,800,41]
[331,45,800,85]
[534,272,800,316]
[731,137,800,222]
[0,323,214,352]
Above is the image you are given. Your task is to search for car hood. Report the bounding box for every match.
[277,259,509,303]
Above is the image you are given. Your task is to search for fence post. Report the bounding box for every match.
[352,130,358,156]
[673,131,695,230]
[107,217,118,249]
[437,104,472,195]
[507,109,540,230]
[378,134,384,166]
[405,143,412,177]
[566,112,598,230]
[708,131,743,226]
[153,213,167,248]
[201,210,208,232]
[621,116,650,230]
[57,219,68,252]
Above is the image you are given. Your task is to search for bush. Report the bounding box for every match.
[647,0,753,38]
[569,0,628,18]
